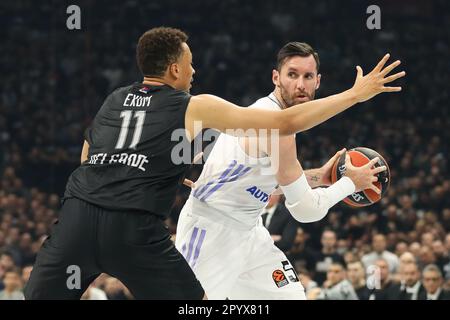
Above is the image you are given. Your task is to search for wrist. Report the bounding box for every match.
[317,167,330,186]
[324,176,356,207]
[345,88,360,105]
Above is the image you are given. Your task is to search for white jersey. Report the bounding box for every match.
[186,93,282,228]
[177,93,305,299]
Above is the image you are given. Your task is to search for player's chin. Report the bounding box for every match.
[293,97,310,104]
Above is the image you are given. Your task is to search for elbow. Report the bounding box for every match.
[294,213,325,224]
[288,203,328,223]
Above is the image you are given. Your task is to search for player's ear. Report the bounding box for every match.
[169,63,180,79]
[316,73,321,90]
[272,69,280,87]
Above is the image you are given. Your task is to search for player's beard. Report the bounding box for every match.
[279,82,316,108]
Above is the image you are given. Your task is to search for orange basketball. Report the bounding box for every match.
[331,147,390,207]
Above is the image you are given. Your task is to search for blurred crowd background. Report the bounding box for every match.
[0,0,449,299]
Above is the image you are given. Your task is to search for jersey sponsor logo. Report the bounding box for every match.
[123,93,152,107]
[272,261,299,289]
[138,86,150,94]
[245,186,269,202]
[272,270,289,288]
[193,160,251,202]
[88,152,149,172]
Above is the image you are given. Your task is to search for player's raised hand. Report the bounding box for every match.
[351,53,406,103]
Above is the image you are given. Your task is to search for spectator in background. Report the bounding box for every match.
[445,235,450,253]
[316,262,358,300]
[395,242,409,257]
[399,251,417,266]
[296,267,318,296]
[409,242,422,258]
[0,251,17,284]
[21,265,32,288]
[371,258,401,300]
[421,232,435,248]
[393,251,417,281]
[418,245,437,270]
[399,262,425,300]
[431,240,449,272]
[287,227,315,273]
[362,234,399,273]
[418,264,450,300]
[0,270,24,300]
[261,194,298,253]
[18,233,36,267]
[312,230,345,285]
[347,260,371,300]
[3,227,21,265]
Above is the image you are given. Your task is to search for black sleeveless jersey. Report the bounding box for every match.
[64,83,193,218]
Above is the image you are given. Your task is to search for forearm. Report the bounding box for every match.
[188,92,358,137]
[281,173,355,223]
[282,89,357,134]
[304,168,324,188]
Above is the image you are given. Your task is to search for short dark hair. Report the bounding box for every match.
[276,42,320,72]
[136,27,188,77]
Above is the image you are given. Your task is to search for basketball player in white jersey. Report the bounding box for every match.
[176,43,391,299]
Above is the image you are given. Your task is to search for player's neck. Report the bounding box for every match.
[143,76,174,87]
[272,88,288,109]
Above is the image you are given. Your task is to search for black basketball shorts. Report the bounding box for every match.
[24,197,204,299]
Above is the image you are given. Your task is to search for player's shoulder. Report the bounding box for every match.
[248,93,282,111]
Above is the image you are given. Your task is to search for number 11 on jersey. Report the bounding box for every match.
[115,110,146,150]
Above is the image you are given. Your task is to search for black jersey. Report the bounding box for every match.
[65,83,193,218]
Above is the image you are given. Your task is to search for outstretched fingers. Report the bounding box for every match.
[364,157,380,168]
[373,53,391,73]
[382,71,406,84]
[372,165,387,174]
[380,59,401,77]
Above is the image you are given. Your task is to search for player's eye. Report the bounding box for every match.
[288,72,297,78]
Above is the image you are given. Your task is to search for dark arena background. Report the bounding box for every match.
[0,0,449,305]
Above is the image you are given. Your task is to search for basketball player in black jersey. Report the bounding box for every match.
[24,27,404,299]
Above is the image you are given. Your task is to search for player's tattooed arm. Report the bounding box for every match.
[272,148,347,194]
[304,169,324,188]
[272,169,321,195]
[313,148,347,186]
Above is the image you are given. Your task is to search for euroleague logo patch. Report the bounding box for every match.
[272,269,289,288]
